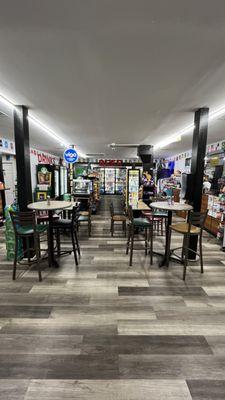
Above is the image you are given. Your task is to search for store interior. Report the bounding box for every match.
[1,1,225,399]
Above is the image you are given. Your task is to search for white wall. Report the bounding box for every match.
[0,135,60,205]
[168,139,225,173]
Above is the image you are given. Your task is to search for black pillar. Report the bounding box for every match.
[0,153,6,224]
[14,106,32,211]
[189,107,209,259]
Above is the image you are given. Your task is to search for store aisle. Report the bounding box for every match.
[0,197,225,399]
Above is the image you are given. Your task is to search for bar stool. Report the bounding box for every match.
[126,205,153,266]
[10,210,49,282]
[110,202,127,237]
[151,196,168,235]
[51,206,80,267]
[166,210,208,280]
[78,203,92,237]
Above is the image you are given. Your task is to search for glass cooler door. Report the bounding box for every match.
[105,168,115,194]
[116,168,126,194]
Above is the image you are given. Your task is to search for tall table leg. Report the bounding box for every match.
[159,210,172,267]
[48,210,59,268]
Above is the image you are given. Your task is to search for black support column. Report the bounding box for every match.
[189,107,209,259]
[14,106,32,211]
[0,153,6,210]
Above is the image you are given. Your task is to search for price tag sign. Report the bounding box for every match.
[64,148,78,164]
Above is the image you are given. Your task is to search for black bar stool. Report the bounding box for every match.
[51,206,80,267]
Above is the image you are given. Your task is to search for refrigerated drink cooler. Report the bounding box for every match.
[99,168,127,195]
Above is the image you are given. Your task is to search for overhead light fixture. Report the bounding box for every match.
[108,143,139,148]
[28,115,69,147]
[154,105,225,151]
[209,105,225,120]
[0,92,86,158]
[0,94,15,110]
[28,116,87,158]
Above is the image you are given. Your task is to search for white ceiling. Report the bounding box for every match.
[0,0,225,158]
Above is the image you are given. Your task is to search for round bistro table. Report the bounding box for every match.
[150,201,193,267]
[28,200,72,268]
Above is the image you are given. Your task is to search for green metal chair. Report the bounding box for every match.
[10,210,49,282]
[126,205,153,266]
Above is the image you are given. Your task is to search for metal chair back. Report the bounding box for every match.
[188,210,208,234]
[110,202,114,218]
[127,205,134,223]
[10,210,37,235]
[71,205,80,226]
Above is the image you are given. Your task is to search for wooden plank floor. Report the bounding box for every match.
[0,195,225,399]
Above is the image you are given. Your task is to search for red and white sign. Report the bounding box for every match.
[99,159,122,166]
[30,148,59,165]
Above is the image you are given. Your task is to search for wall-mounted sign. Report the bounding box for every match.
[64,148,78,164]
[99,159,122,166]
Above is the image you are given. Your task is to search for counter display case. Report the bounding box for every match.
[73,179,92,195]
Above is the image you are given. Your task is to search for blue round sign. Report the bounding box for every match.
[64,148,78,164]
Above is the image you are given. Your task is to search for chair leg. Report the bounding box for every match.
[124,221,126,237]
[161,219,163,236]
[13,237,18,280]
[71,229,78,267]
[26,237,31,265]
[111,220,114,237]
[88,220,91,237]
[129,228,134,267]
[34,235,42,282]
[47,227,51,268]
[183,235,189,281]
[145,228,148,256]
[56,229,61,257]
[199,234,204,274]
[126,225,131,254]
[74,228,80,257]
[166,228,172,268]
[150,225,153,266]
[181,235,186,262]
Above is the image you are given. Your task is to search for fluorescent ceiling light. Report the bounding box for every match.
[0,92,86,157]
[108,143,139,148]
[0,94,15,110]
[209,105,225,120]
[155,105,225,151]
[28,115,69,147]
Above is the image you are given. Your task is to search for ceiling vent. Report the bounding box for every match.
[86,153,105,157]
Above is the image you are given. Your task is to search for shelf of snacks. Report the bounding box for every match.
[201,194,223,236]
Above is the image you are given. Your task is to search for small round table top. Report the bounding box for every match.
[150,201,193,212]
[28,200,72,211]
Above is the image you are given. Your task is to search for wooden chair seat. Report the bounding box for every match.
[171,222,200,235]
[80,211,89,216]
[112,215,127,222]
